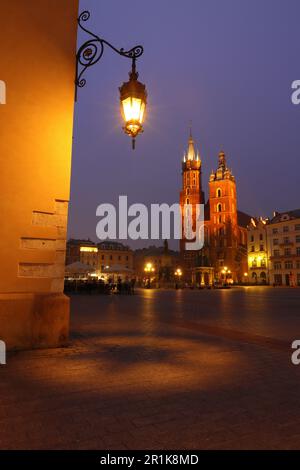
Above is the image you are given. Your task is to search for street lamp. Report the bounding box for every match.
[174,268,182,278]
[174,268,183,288]
[75,10,147,149]
[119,60,147,149]
[144,262,155,288]
[221,266,231,285]
[144,262,155,274]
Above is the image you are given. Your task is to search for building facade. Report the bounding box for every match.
[247,218,269,284]
[180,133,251,284]
[246,210,300,286]
[66,239,134,279]
[66,239,97,266]
[267,210,300,286]
[134,241,180,286]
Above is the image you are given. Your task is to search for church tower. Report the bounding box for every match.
[179,130,204,267]
[208,151,239,281]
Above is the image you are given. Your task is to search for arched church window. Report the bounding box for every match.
[217,188,222,198]
[217,203,222,212]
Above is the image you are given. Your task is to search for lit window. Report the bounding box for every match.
[80,247,98,253]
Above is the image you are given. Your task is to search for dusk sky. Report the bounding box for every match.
[69,0,300,248]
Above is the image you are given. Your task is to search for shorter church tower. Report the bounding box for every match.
[208,151,239,281]
[179,131,204,268]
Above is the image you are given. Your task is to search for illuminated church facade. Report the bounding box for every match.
[180,132,251,284]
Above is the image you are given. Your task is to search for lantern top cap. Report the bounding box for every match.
[119,61,147,102]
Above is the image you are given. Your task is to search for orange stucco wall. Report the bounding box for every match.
[0,0,78,294]
[0,0,79,349]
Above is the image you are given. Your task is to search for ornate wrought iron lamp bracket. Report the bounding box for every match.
[75,10,144,101]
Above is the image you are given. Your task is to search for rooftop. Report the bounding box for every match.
[270,209,300,224]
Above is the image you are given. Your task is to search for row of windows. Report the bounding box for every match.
[273,236,300,245]
[250,232,300,243]
[82,254,130,261]
[272,224,300,234]
[274,261,300,270]
[251,272,267,279]
[273,247,300,257]
[184,187,235,199]
[250,245,265,252]
[250,233,264,242]
[251,259,267,268]
[100,255,130,261]
[250,239,300,252]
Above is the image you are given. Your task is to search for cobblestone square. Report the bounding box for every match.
[1,287,300,449]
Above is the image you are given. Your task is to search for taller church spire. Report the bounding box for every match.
[180,129,205,259]
[184,126,201,162]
